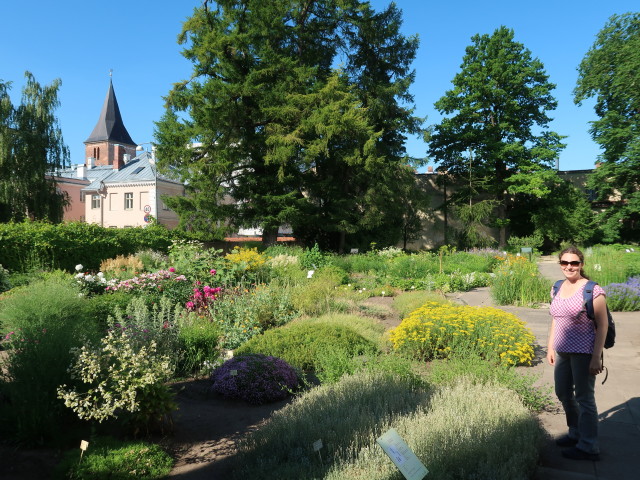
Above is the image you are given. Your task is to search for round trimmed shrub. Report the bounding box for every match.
[210,354,299,405]
[235,323,377,371]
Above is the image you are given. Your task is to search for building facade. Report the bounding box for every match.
[54,80,184,228]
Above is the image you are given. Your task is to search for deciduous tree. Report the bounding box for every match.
[0,72,69,222]
[574,12,640,242]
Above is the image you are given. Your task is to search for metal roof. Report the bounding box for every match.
[81,152,181,191]
[84,80,135,146]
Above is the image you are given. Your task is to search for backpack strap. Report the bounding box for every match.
[583,280,597,320]
[552,279,564,299]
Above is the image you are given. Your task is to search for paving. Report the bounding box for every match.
[451,256,640,479]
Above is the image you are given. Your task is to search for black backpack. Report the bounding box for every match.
[552,279,616,349]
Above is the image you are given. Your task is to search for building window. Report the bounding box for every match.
[124,192,134,210]
[91,195,101,209]
[80,192,85,202]
[162,200,170,211]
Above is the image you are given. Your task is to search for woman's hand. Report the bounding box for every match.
[589,355,603,376]
[547,349,555,366]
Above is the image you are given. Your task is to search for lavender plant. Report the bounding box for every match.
[210,354,299,405]
[605,277,640,311]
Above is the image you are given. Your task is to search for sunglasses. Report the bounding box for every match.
[559,260,582,267]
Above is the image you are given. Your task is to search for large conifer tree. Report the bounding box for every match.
[428,26,564,247]
[155,0,422,249]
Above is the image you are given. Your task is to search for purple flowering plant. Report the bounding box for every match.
[210,354,299,405]
[605,277,640,312]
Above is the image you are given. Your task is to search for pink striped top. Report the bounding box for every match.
[550,282,606,354]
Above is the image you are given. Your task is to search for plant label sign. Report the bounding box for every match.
[313,439,323,451]
[80,440,89,451]
[230,370,238,376]
[377,428,428,480]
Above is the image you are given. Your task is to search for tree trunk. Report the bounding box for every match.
[261,227,279,247]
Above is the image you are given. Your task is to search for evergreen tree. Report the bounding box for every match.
[428,26,565,247]
[155,0,423,249]
[574,12,640,242]
[0,72,69,222]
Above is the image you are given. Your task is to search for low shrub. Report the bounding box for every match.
[235,323,377,371]
[324,378,544,480]
[54,437,173,480]
[389,302,535,366]
[605,277,640,311]
[134,248,168,272]
[393,290,449,318]
[211,284,298,350]
[294,313,386,349]
[177,313,222,376]
[100,254,144,280]
[106,269,193,306]
[290,267,350,317]
[210,354,299,404]
[232,371,429,479]
[57,329,176,433]
[0,277,100,444]
[85,290,134,330]
[428,356,553,411]
[0,263,10,293]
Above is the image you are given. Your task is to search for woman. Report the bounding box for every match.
[546,246,608,461]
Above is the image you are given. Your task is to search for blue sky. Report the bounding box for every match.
[1,0,637,171]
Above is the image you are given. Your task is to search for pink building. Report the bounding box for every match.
[55,80,184,228]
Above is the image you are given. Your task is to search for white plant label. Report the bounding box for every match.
[377,428,428,480]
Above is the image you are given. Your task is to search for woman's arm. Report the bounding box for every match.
[590,294,608,375]
[547,317,556,366]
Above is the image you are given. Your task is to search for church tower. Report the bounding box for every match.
[84,79,136,170]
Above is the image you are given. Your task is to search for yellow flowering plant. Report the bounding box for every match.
[389,302,535,366]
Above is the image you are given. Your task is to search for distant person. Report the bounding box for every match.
[546,245,608,461]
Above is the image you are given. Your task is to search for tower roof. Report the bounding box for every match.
[85,80,135,146]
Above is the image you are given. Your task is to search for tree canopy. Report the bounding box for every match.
[428,26,565,248]
[154,0,423,250]
[574,12,640,242]
[0,72,69,223]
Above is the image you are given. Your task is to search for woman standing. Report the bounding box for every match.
[546,246,608,461]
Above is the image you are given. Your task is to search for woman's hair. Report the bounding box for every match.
[559,245,589,279]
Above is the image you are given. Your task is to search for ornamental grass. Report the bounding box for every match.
[389,302,535,366]
[490,254,550,306]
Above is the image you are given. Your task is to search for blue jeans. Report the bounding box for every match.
[554,351,599,454]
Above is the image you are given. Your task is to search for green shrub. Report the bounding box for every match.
[325,378,544,480]
[0,263,11,293]
[211,284,298,350]
[177,313,222,376]
[0,277,101,444]
[295,313,386,349]
[54,437,173,480]
[393,290,449,318]
[290,267,349,317]
[235,323,378,371]
[85,291,133,331]
[299,243,330,270]
[428,356,553,411]
[0,221,175,273]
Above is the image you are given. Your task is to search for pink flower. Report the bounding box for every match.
[169,267,176,273]
[186,301,195,311]
[210,269,217,275]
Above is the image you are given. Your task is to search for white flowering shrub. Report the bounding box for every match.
[57,330,176,429]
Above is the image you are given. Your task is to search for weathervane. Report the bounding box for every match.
[109,69,113,78]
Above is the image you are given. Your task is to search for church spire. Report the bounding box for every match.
[85,78,135,146]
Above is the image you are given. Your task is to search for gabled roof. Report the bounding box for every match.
[85,80,135,146]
